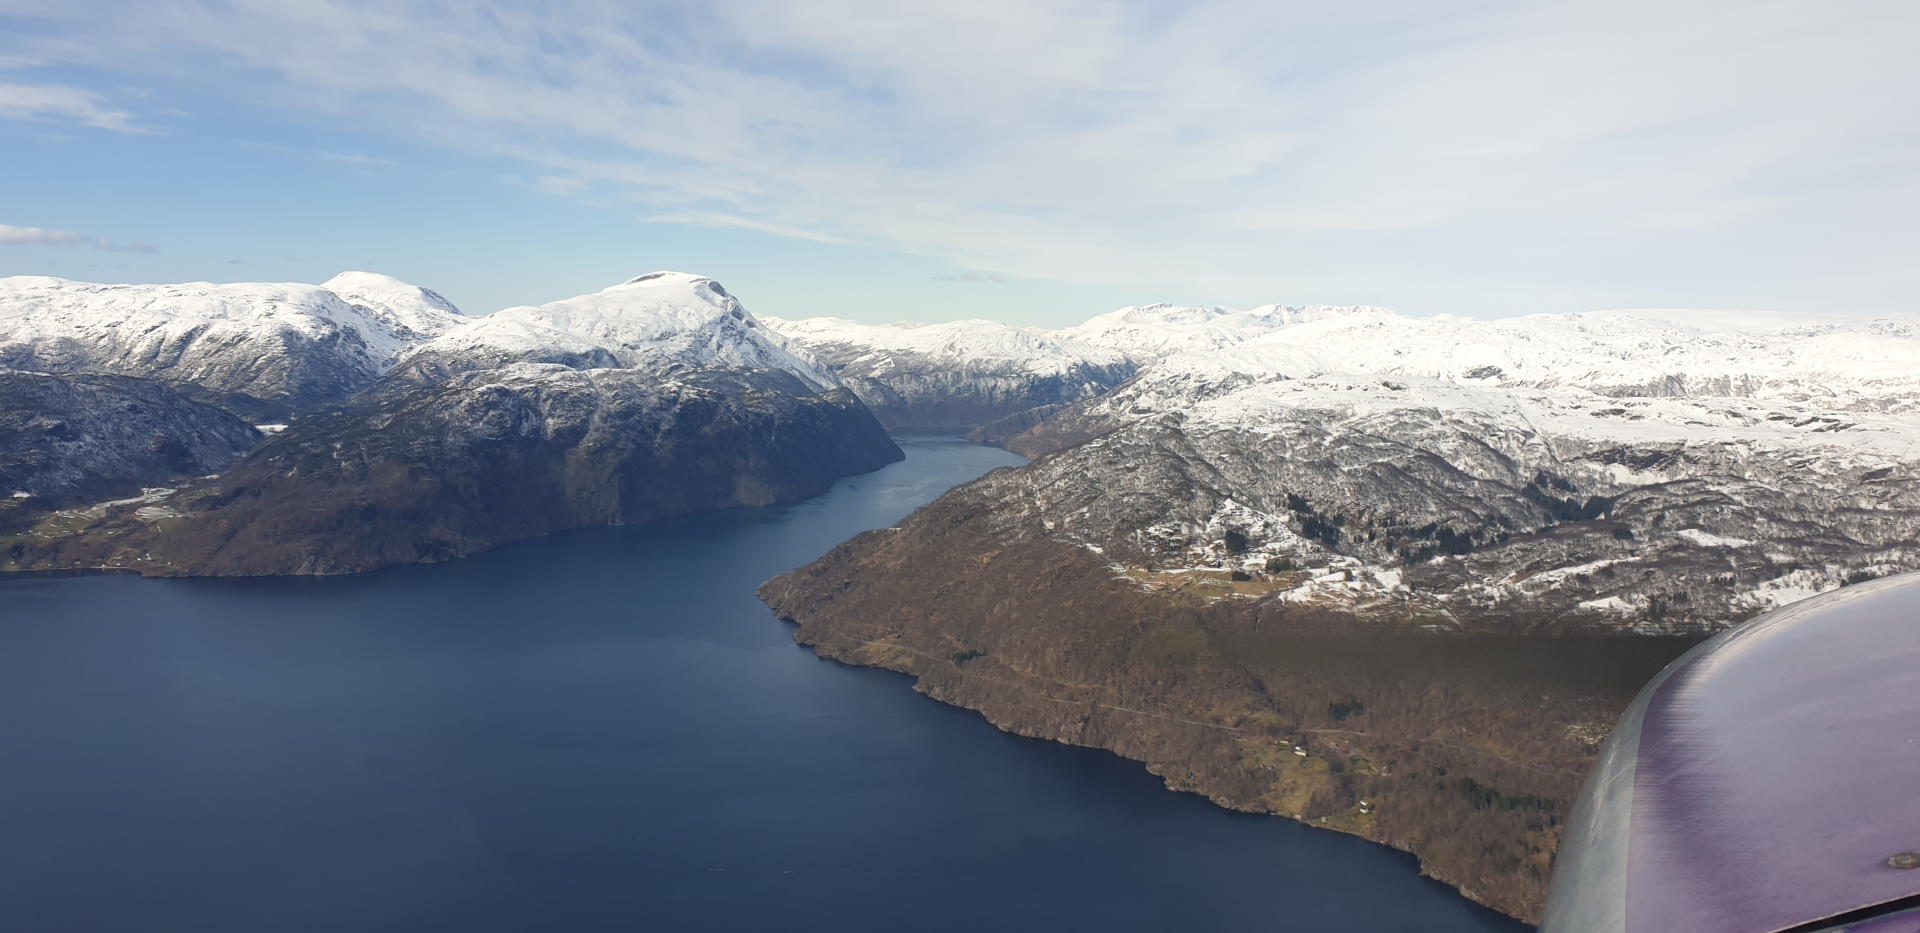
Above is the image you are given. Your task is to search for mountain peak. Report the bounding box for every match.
[394,272,835,391]
[322,270,463,318]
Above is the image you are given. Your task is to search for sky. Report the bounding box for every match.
[0,0,1915,326]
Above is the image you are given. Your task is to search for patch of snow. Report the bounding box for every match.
[1674,528,1754,548]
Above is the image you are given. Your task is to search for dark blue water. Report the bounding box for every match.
[0,436,1528,932]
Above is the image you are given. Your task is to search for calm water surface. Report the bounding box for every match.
[0,436,1529,932]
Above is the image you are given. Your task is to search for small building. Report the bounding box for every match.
[1292,744,1308,757]
[1358,800,1376,814]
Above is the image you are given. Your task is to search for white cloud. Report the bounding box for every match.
[6,1,1919,314]
[0,82,144,132]
[0,225,90,246]
[0,224,155,252]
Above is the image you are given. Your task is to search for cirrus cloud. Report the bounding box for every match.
[0,81,144,132]
[2,1,1916,315]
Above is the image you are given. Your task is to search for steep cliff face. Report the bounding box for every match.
[762,308,1920,923]
[0,371,259,507]
[4,364,898,576]
[0,273,466,419]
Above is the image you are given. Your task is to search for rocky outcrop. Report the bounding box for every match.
[0,371,258,509]
[3,364,899,576]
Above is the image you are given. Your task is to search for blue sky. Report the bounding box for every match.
[1,1,1916,325]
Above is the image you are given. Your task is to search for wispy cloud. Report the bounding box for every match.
[5,1,1918,313]
[0,82,145,132]
[0,225,90,247]
[0,224,156,253]
[315,151,394,167]
[932,271,1007,285]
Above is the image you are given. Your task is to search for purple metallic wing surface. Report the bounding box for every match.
[1544,572,1920,933]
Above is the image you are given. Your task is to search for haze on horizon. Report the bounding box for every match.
[0,0,1915,326]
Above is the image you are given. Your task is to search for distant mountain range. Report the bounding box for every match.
[761,302,1384,430]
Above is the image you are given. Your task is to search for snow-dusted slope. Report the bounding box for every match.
[966,303,1920,632]
[1019,374,1918,623]
[0,371,260,504]
[0,273,466,416]
[392,272,837,391]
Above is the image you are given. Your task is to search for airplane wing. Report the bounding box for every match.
[1544,572,1920,933]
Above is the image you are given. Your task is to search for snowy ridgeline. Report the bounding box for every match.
[768,298,1920,633]
[759,303,1390,429]
[0,272,468,415]
[0,270,852,417]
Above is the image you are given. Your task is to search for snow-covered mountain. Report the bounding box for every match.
[318,271,465,336]
[2,270,902,576]
[1061,302,1384,363]
[389,272,837,391]
[760,316,1130,430]
[988,306,1920,628]
[1010,307,1920,454]
[0,273,467,417]
[764,301,1379,430]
